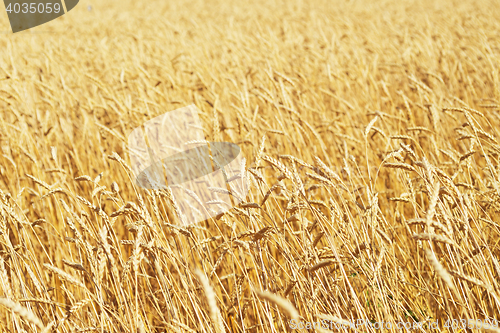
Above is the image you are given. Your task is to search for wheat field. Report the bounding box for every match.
[0,0,500,331]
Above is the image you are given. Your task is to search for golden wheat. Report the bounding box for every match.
[0,0,499,331]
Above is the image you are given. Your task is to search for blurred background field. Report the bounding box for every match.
[1,0,500,331]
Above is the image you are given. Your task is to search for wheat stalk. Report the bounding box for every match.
[0,298,44,329]
[195,270,226,333]
[254,289,299,320]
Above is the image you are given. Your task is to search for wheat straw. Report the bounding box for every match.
[0,298,44,328]
[254,289,299,320]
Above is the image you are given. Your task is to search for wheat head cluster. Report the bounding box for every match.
[0,0,499,332]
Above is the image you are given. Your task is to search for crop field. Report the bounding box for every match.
[1,0,500,331]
